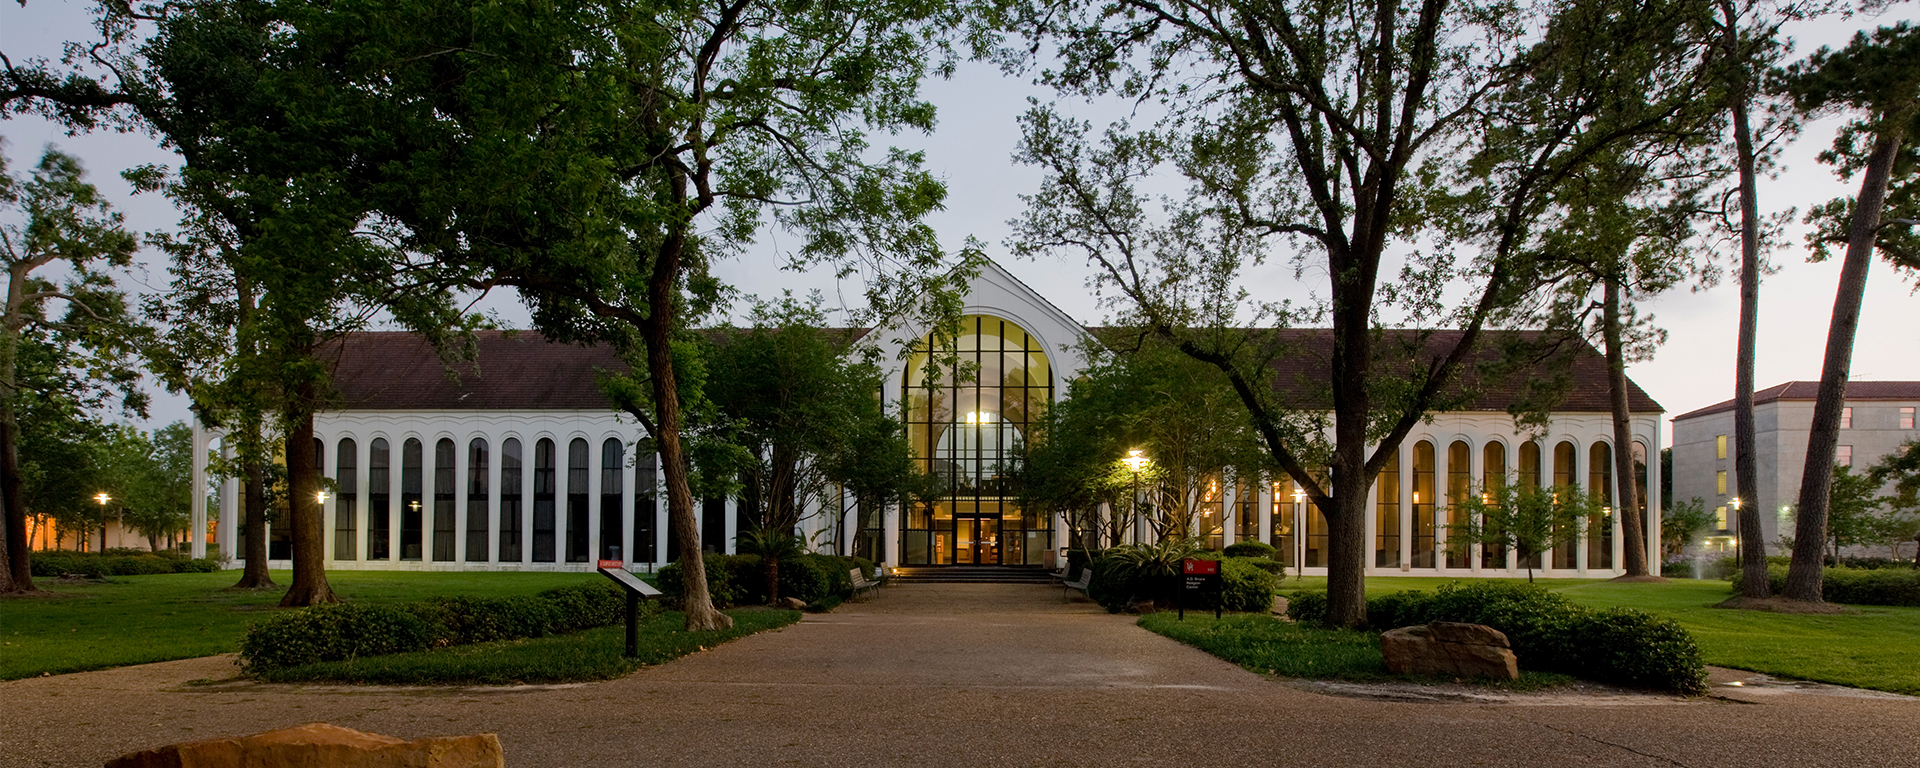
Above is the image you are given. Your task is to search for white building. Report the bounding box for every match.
[1670,381,1920,553]
[191,260,1664,576]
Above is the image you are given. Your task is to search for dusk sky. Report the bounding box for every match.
[4,2,1917,445]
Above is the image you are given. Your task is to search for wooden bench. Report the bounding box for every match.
[849,568,881,601]
[1061,568,1092,600]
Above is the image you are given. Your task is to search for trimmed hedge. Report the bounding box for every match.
[29,551,220,577]
[239,580,637,673]
[1286,581,1707,694]
[1730,565,1920,607]
[1223,541,1276,559]
[1088,550,1278,613]
[660,552,875,607]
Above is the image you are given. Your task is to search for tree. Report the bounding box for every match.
[1825,464,1889,560]
[1662,497,1716,560]
[0,145,144,593]
[1002,0,1716,625]
[95,421,193,552]
[1446,483,1605,582]
[1868,441,1920,565]
[1777,23,1920,603]
[259,0,972,630]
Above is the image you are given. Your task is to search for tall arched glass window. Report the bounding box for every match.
[1444,440,1471,568]
[1481,441,1506,568]
[601,438,624,561]
[500,438,523,562]
[1375,450,1401,567]
[633,439,656,563]
[401,438,424,561]
[1517,441,1541,569]
[466,438,489,562]
[1199,475,1225,550]
[433,438,456,561]
[369,438,390,560]
[334,439,357,561]
[1411,442,1436,568]
[1589,441,1614,569]
[533,438,556,562]
[901,314,1053,566]
[1233,477,1260,542]
[1553,441,1577,569]
[567,438,590,562]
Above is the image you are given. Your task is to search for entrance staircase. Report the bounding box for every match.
[888,565,1055,584]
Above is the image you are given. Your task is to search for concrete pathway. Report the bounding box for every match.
[4,584,1917,767]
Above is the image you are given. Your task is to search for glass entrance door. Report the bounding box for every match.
[955,516,1000,564]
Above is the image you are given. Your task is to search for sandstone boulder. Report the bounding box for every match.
[106,723,504,768]
[779,597,808,610]
[1380,621,1519,681]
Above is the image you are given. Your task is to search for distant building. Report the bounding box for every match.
[190,260,1664,576]
[1670,382,1920,554]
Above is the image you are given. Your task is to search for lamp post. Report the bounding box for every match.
[1122,449,1148,545]
[94,493,110,553]
[1292,488,1306,581]
[1729,497,1743,553]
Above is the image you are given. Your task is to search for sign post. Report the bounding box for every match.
[598,560,663,657]
[1180,558,1223,621]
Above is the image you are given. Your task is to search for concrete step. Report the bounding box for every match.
[889,566,1056,584]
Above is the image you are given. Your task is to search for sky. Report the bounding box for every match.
[3,2,1918,446]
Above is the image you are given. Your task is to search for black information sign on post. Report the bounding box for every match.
[599,560,664,657]
[1179,558,1223,621]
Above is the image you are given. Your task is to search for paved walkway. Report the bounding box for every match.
[5,584,1918,767]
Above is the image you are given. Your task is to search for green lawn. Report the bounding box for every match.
[0,570,612,680]
[1273,575,1920,695]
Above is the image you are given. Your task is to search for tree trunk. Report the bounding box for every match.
[646,229,731,632]
[1603,277,1649,576]
[2,420,31,593]
[1721,0,1770,600]
[280,394,336,607]
[1784,125,1909,602]
[231,450,276,589]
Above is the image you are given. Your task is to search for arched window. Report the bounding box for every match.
[500,438,523,562]
[1553,441,1577,569]
[1589,442,1614,569]
[633,439,656,563]
[601,438,625,561]
[533,438,556,562]
[1481,441,1506,568]
[1516,441,1541,569]
[1376,450,1401,567]
[1412,441,1436,568]
[334,439,357,561]
[567,438,590,562]
[1444,440,1470,567]
[369,438,390,560]
[466,438,489,562]
[401,438,424,561]
[433,438,456,561]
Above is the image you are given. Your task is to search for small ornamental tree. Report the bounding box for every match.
[1446,483,1605,583]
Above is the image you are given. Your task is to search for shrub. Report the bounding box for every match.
[408,595,562,646]
[1286,582,1706,694]
[658,553,742,607]
[28,551,220,577]
[1730,565,1920,607]
[538,581,628,633]
[1088,539,1205,612]
[238,603,433,672]
[776,555,834,603]
[1223,541,1276,559]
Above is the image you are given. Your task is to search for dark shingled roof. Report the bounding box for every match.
[1673,381,1920,421]
[1089,328,1661,414]
[322,327,1661,414]
[322,331,629,411]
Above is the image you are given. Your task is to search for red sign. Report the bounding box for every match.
[1182,559,1220,575]
[597,559,625,569]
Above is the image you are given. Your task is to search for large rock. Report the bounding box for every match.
[105,723,504,768]
[1380,621,1519,681]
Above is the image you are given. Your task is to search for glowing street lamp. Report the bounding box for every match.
[1122,449,1149,544]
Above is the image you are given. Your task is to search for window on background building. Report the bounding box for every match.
[1714,506,1728,530]
[1270,478,1295,569]
[1199,475,1225,550]
[1837,445,1852,467]
[334,439,357,561]
[1588,442,1613,570]
[1902,407,1915,430]
[466,438,489,562]
[1482,442,1507,568]
[1716,434,1727,460]
[1716,470,1727,495]
[1552,441,1576,570]
[533,438,556,562]
[634,439,657,563]
[1233,477,1260,543]
[500,438,523,562]
[1841,407,1852,429]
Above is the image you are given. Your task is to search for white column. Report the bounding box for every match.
[1433,441,1451,572]
[190,422,211,559]
[1647,426,1664,577]
[487,431,502,565]
[1222,480,1238,547]
[586,438,603,564]
[453,436,470,565]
